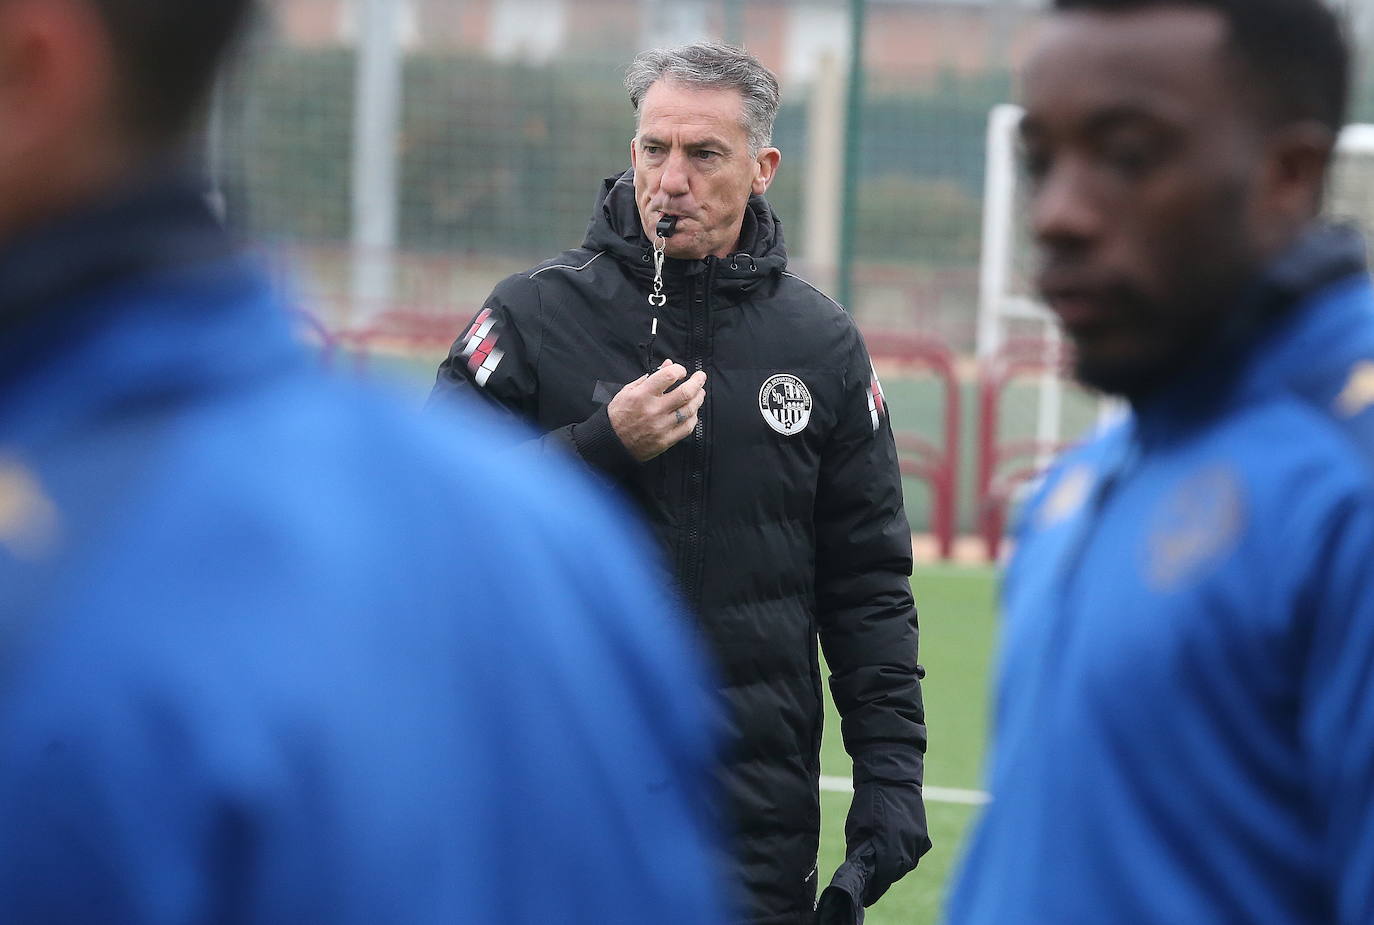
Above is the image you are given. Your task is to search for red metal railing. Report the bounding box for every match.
[330,308,464,373]
[293,310,342,368]
[865,330,960,561]
[976,337,1074,561]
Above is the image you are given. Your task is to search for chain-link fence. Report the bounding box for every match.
[213,0,1374,346]
[211,0,1041,346]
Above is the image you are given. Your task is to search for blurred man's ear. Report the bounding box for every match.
[1260,121,1338,233]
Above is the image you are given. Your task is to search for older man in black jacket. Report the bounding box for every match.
[432,42,930,925]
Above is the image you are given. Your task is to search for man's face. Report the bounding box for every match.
[631,79,779,260]
[1020,8,1284,396]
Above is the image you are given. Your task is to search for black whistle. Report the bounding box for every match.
[656,215,679,238]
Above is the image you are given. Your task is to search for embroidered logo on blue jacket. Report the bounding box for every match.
[1145,464,1246,592]
[1336,359,1374,419]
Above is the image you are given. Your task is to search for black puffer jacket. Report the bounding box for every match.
[432,172,930,924]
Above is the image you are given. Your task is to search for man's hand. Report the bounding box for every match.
[608,359,707,462]
[817,746,930,922]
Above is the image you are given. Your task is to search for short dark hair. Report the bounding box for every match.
[89,0,256,144]
[1053,0,1350,134]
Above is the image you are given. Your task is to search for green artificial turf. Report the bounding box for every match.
[817,565,1000,924]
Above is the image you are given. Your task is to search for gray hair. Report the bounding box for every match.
[625,42,781,153]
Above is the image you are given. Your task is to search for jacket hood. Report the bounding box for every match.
[582,169,788,300]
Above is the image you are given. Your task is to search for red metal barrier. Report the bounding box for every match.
[976,337,1073,561]
[335,309,466,373]
[294,310,341,369]
[864,330,960,561]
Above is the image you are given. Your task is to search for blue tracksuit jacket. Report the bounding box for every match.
[0,177,729,924]
[946,227,1374,925]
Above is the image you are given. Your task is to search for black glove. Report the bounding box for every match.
[821,744,931,917]
[814,879,864,925]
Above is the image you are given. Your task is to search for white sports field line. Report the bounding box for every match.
[819,775,991,806]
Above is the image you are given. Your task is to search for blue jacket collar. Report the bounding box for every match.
[0,169,232,338]
[0,172,301,445]
[1130,223,1368,443]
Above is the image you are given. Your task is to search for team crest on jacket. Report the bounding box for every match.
[1145,464,1246,592]
[0,457,60,560]
[759,374,812,436]
[1336,359,1374,417]
[1038,463,1095,529]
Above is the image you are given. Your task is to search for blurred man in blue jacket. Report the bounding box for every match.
[947,1,1374,924]
[0,1,728,923]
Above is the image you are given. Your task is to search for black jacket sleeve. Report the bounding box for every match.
[427,274,638,475]
[814,325,930,914]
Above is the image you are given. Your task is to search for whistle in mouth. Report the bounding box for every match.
[656,215,679,238]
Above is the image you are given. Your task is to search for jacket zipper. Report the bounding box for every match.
[680,260,713,614]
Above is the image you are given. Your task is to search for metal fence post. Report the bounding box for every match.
[350,0,402,325]
[837,0,866,312]
[804,52,844,295]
